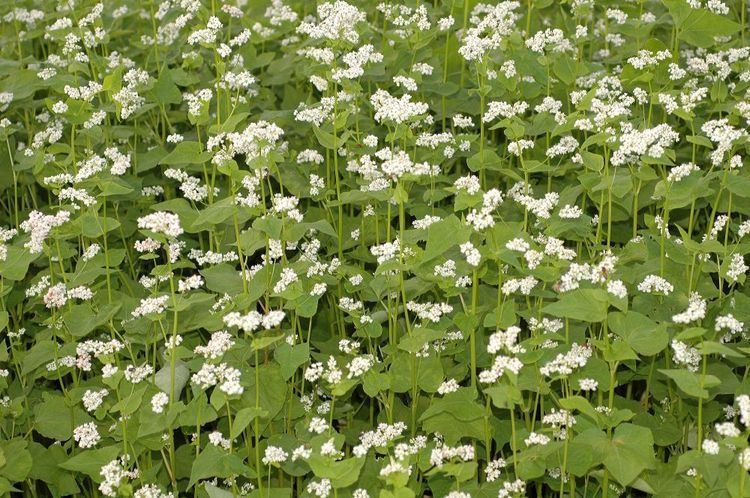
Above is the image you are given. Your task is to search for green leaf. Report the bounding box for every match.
[97,177,134,196]
[606,424,656,486]
[659,368,721,398]
[542,289,609,322]
[230,407,268,439]
[159,141,211,165]
[306,455,365,488]
[397,328,444,353]
[242,365,288,423]
[27,442,80,495]
[205,483,236,498]
[0,245,37,281]
[22,340,56,376]
[698,341,743,358]
[110,385,146,416]
[313,127,350,150]
[580,151,604,171]
[725,175,750,198]
[467,149,503,172]
[0,70,41,100]
[419,389,487,444]
[484,384,523,409]
[274,342,310,380]
[201,263,245,295]
[608,311,669,356]
[552,55,577,85]
[574,424,655,486]
[423,215,470,262]
[154,361,190,398]
[59,445,121,479]
[188,445,249,488]
[33,394,89,441]
[63,303,120,338]
[663,0,740,47]
[253,216,283,239]
[191,196,237,229]
[0,439,32,483]
[150,69,182,105]
[559,396,601,425]
[78,212,121,238]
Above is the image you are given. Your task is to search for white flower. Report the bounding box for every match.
[73,422,101,448]
[559,204,583,219]
[637,275,674,295]
[479,355,523,383]
[99,457,139,497]
[501,276,538,296]
[701,119,745,166]
[124,364,154,383]
[320,438,342,458]
[305,362,324,382]
[52,101,68,114]
[524,432,550,446]
[393,76,418,92]
[308,417,329,434]
[498,479,526,498]
[273,268,298,294]
[346,355,375,378]
[292,445,312,461]
[459,3,519,61]
[437,379,460,395]
[297,1,366,43]
[508,139,534,156]
[672,293,706,324]
[485,458,507,482]
[413,215,441,229]
[151,392,169,413]
[540,343,592,377]
[460,242,481,267]
[353,422,408,457]
[715,314,744,342]
[715,422,740,437]
[701,438,720,455]
[547,136,579,158]
[671,340,700,372]
[526,28,573,54]
[607,280,627,299]
[727,253,748,281]
[208,431,231,450]
[194,331,235,359]
[611,123,679,166]
[262,446,288,465]
[102,364,119,378]
[20,210,70,253]
[370,89,428,124]
[82,389,108,412]
[438,16,454,31]
[430,443,475,467]
[306,478,332,498]
[131,296,169,318]
[578,378,598,391]
[137,212,183,238]
[406,301,453,323]
[668,162,699,182]
[740,448,750,470]
[737,394,750,428]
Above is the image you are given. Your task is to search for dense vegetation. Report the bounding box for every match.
[2,0,750,496]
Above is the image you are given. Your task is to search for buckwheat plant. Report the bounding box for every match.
[2,0,750,497]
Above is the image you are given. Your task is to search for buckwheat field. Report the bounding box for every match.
[4,0,750,497]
